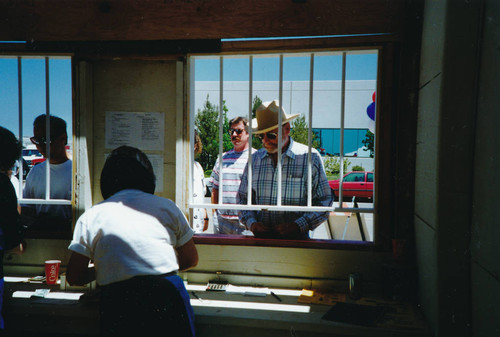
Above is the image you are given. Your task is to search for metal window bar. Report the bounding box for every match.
[217,56,224,205]
[45,57,51,200]
[307,53,314,207]
[246,56,253,205]
[338,52,346,204]
[277,54,283,207]
[189,98,194,210]
[17,57,24,195]
[189,56,196,211]
[16,56,71,206]
[372,52,379,212]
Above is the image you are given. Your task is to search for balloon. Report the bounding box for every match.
[367,102,375,121]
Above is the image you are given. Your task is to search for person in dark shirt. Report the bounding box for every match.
[0,126,26,330]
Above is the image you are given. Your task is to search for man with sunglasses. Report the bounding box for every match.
[210,116,255,235]
[238,100,333,240]
[22,114,72,231]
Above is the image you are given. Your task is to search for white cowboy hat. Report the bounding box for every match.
[252,100,299,134]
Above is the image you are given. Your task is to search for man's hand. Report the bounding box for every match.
[274,222,302,240]
[250,222,275,239]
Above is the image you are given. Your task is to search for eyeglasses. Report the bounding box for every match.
[30,136,51,145]
[30,135,61,145]
[228,128,245,135]
[256,132,278,140]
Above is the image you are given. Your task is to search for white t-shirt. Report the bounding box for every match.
[22,159,72,219]
[68,189,194,286]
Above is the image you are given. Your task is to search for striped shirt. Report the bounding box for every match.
[238,138,333,234]
[211,148,254,223]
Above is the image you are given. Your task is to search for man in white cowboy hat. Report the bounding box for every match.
[237,100,333,239]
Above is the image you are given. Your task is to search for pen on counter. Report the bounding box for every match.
[191,291,202,301]
[271,291,282,302]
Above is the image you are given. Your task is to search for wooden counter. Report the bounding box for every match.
[2,279,430,337]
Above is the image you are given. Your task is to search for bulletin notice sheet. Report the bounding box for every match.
[105,111,165,192]
[105,111,164,151]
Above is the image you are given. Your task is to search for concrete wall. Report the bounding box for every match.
[470,1,500,336]
[91,60,179,203]
[416,0,499,336]
[415,0,445,330]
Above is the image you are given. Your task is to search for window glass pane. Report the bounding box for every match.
[191,50,377,242]
[341,52,376,211]
[344,172,364,182]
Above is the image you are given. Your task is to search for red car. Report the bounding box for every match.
[328,171,374,200]
[31,157,46,166]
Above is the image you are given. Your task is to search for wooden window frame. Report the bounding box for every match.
[1,54,75,239]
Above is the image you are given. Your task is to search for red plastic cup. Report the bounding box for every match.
[45,260,61,285]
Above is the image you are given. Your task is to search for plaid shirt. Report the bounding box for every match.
[238,138,333,233]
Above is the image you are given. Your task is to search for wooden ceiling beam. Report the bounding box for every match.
[0,0,404,42]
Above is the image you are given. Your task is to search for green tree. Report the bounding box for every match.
[251,95,263,150]
[323,156,351,177]
[251,95,262,120]
[290,114,321,148]
[362,130,374,158]
[194,95,231,171]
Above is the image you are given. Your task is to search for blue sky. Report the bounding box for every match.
[0,57,72,138]
[0,52,377,140]
[195,53,378,81]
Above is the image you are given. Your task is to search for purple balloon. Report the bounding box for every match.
[367,102,375,121]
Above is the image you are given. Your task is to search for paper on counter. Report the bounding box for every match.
[225,285,270,297]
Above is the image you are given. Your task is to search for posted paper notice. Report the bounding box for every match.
[105,111,164,151]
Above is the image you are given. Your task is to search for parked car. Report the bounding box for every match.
[328,171,374,201]
[31,157,46,166]
[22,146,44,169]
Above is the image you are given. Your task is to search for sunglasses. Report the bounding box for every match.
[30,136,52,145]
[30,135,61,145]
[228,128,245,135]
[256,132,278,140]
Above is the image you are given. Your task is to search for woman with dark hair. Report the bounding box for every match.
[192,130,208,233]
[0,126,25,330]
[66,146,198,337]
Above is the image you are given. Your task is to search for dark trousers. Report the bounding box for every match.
[99,274,195,337]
